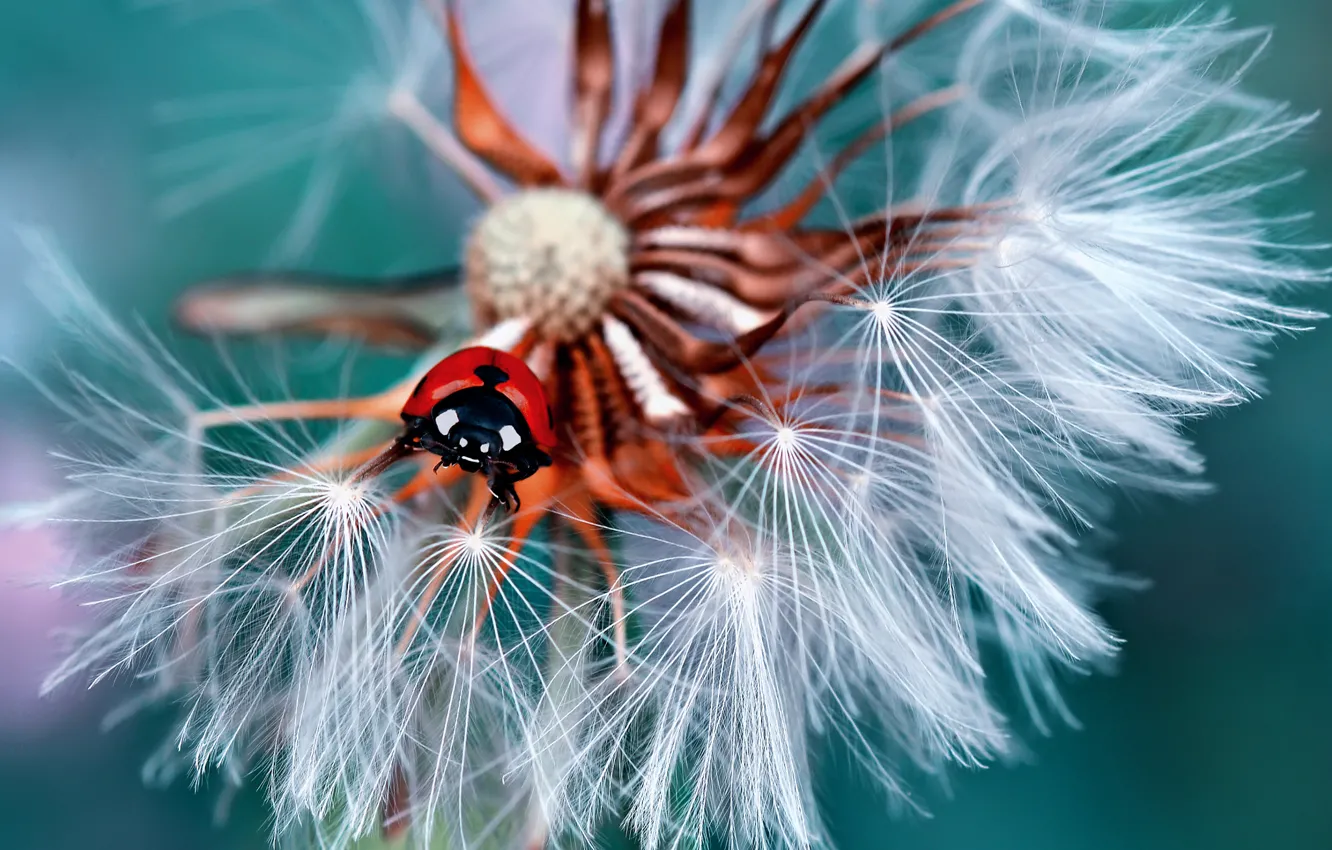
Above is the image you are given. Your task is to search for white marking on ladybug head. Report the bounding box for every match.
[458,437,468,447]
[499,424,522,452]
[435,408,459,436]
[465,188,630,343]
[479,443,489,453]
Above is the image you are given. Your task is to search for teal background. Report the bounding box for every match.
[1,2,1330,849]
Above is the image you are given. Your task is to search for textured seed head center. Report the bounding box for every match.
[465,188,630,343]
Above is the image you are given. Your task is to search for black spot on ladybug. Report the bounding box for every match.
[411,374,429,398]
[473,364,510,387]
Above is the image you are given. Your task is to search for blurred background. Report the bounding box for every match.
[1,1,1329,849]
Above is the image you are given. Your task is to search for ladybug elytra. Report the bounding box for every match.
[386,346,555,512]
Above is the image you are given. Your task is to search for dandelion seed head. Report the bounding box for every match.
[19,1,1327,848]
[319,477,372,511]
[466,188,631,342]
[461,526,490,560]
[869,297,898,329]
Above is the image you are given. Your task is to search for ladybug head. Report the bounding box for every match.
[427,387,529,473]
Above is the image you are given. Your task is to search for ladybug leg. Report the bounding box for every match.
[501,449,549,483]
[350,436,419,483]
[488,458,533,513]
[483,448,550,513]
[486,469,521,514]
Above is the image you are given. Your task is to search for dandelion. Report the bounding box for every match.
[15,1,1323,849]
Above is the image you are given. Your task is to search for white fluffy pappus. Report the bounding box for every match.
[947,4,1322,458]
[12,231,619,850]
[12,1,1326,849]
[10,234,405,799]
[516,4,1320,849]
[281,511,599,850]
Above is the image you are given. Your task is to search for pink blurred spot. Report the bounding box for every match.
[0,428,88,732]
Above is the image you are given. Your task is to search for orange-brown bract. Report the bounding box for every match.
[401,346,556,451]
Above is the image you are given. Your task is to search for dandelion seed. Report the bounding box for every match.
[16,1,1324,849]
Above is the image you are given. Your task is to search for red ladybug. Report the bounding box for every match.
[397,347,555,511]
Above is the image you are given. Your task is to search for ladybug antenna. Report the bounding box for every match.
[352,437,418,483]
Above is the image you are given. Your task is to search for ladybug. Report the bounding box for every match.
[396,346,555,512]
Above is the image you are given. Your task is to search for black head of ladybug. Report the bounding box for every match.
[422,386,535,472]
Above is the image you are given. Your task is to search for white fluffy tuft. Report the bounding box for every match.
[16,2,1324,849]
